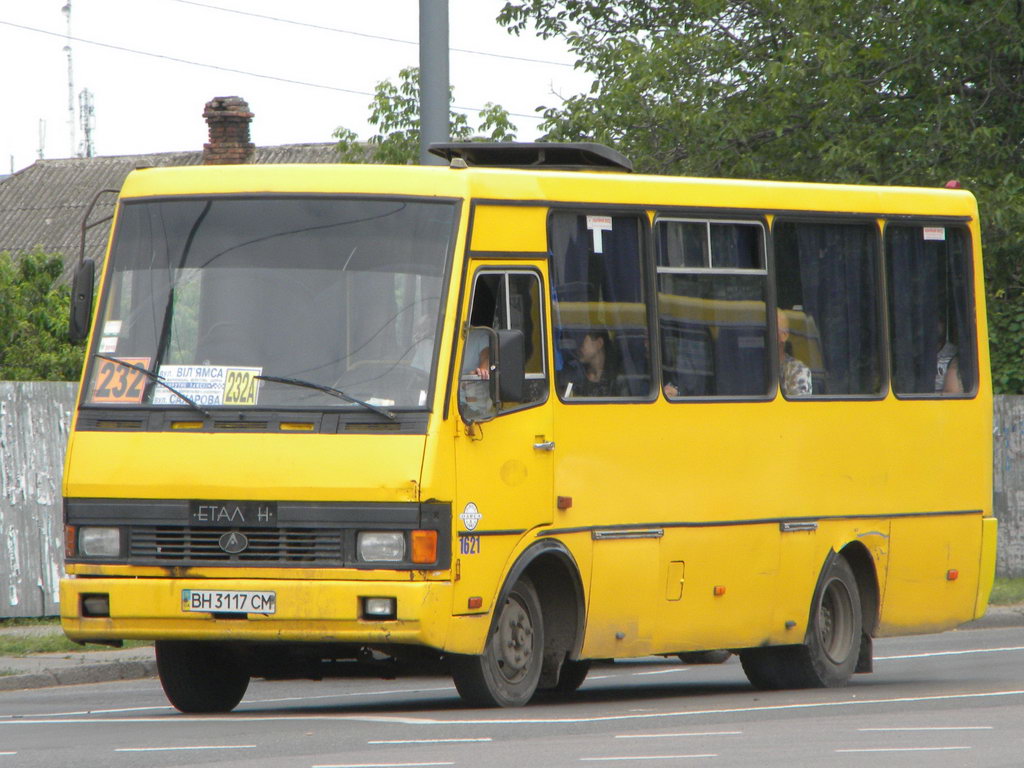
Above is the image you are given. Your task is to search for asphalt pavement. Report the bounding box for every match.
[1,604,1021,693]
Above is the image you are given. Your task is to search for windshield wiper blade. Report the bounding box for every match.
[94,354,212,418]
[254,375,396,421]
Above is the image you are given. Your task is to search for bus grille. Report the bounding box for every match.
[129,526,344,565]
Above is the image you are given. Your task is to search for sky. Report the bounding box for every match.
[0,0,591,174]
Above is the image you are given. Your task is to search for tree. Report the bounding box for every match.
[335,67,518,165]
[0,249,84,381]
[499,0,1024,390]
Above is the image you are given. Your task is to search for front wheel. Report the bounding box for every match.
[155,641,249,713]
[450,576,545,707]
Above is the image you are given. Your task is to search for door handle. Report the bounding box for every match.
[533,441,555,451]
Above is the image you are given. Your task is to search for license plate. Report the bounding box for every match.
[181,589,276,615]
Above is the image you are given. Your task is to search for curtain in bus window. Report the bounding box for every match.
[774,221,882,396]
[886,225,974,395]
[549,213,651,398]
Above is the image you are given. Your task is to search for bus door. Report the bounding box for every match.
[453,265,554,614]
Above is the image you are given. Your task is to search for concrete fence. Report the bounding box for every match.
[1,382,75,618]
[2,384,1023,618]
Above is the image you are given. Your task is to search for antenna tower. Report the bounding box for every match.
[62,2,77,157]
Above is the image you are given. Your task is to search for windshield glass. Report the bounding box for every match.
[83,196,455,410]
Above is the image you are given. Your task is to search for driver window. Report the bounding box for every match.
[465,270,548,410]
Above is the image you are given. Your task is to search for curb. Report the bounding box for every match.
[0,659,157,692]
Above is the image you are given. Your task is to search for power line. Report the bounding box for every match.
[0,20,544,120]
[167,0,576,68]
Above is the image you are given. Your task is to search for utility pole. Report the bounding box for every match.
[79,89,95,158]
[418,0,449,165]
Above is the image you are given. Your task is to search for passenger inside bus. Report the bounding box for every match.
[562,329,624,398]
[778,309,812,397]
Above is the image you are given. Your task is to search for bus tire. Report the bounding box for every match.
[678,650,731,665]
[739,556,861,690]
[155,641,249,713]
[798,555,862,687]
[450,576,544,707]
[544,658,591,696]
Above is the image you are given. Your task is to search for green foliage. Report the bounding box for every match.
[499,0,1024,390]
[0,249,85,381]
[990,578,1024,605]
[335,67,518,164]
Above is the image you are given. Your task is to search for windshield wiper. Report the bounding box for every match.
[254,374,396,421]
[94,354,212,418]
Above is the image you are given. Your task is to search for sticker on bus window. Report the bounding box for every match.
[152,365,262,407]
[88,357,152,403]
[923,227,946,241]
[587,215,613,254]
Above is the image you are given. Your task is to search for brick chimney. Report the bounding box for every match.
[202,96,255,164]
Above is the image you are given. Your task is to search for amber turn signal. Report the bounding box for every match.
[411,530,438,564]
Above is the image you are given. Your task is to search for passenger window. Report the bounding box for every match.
[774,220,883,397]
[463,270,547,411]
[886,225,974,396]
[549,213,651,399]
[656,219,769,398]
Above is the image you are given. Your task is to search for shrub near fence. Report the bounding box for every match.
[1,383,1023,618]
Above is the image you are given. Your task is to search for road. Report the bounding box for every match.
[1,625,1022,768]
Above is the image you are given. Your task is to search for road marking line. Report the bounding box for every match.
[877,646,1024,660]
[2,689,1023,726]
[368,738,492,744]
[581,755,717,761]
[0,753,16,757]
[635,668,692,676]
[2,685,459,720]
[115,745,257,752]
[858,726,993,731]
[313,763,455,767]
[616,732,742,739]
[836,747,971,753]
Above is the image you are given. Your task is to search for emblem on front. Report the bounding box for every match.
[219,531,249,554]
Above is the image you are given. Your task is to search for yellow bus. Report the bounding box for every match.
[60,142,996,711]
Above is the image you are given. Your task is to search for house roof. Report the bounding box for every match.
[0,143,339,280]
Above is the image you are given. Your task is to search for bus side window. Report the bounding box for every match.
[656,219,769,398]
[549,212,652,400]
[773,220,883,397]
[886,224,975,396]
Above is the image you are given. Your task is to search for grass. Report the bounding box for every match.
[990,577,1024,605]
[0,618,151,657]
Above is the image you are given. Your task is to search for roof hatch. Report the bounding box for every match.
[428,142,633,173]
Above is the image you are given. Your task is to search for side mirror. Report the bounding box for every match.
[457,327,526,423]
[68,260,95,343]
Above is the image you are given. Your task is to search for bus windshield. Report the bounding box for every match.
[84,196,455,411]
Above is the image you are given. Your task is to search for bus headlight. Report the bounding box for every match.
[78,527,122,558]
[357,531,406,562]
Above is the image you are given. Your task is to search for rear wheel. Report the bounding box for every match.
[450,576,544,707]
[678,650,731,665]
[544,658,591,696]
[740,556,862,690]
[155,641,249,713]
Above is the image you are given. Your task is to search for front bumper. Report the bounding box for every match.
[60,576,456,649]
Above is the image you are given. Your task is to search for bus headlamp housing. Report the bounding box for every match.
[357,531,406,562]
[78,526,122,558]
